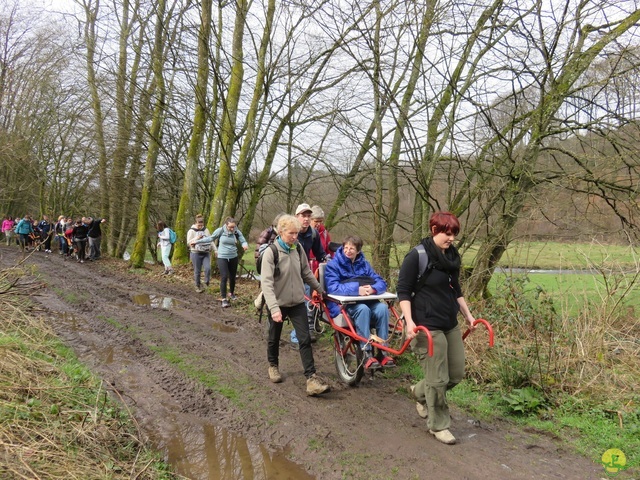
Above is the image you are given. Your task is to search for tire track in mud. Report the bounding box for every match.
[4,246,604,480]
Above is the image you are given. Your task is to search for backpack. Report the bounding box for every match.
[256,243,279,277]
[168,228,177,244]
[412,243,432,295]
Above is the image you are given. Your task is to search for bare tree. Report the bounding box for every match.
[173,0,213,264]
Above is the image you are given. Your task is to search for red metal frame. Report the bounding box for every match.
[462,318,494,346]
[310,293,494,359]
[311,295,434,357]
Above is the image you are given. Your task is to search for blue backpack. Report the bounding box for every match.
[168,228,177,244]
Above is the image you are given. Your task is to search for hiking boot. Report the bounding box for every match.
[306,374,330,396]
[228,293,238,301]
[221,299,230,308]
[430,429,456,445]
[410,385,428,419]
[268,365,282,383]
[195,285,204,293]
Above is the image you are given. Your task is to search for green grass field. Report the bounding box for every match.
[239,239,640,315]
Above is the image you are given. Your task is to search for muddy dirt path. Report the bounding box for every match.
[2,245,605,479]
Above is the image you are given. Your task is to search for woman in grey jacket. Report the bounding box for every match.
[260,214,330,396]
[186,214,212,293]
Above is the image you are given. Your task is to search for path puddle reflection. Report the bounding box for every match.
[132,293,179,309]
[57,311,311,479]
[159,415,313,480]
[211,323,238,333]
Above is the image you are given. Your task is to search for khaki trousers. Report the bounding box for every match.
[411,325,465,431]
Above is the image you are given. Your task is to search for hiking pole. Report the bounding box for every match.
[258,295,265,323]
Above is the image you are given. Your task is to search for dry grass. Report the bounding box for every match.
[0,266,177,479]
[465,279,640,409]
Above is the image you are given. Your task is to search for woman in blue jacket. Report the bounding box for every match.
[193,217,248,308]
[14,215,34,253]
[324,235,394,369]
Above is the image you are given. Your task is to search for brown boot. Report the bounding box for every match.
[268,365,282,383]
[306,374,330,396]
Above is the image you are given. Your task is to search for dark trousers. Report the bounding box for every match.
[18,234,29,249]
[267,303,316,378]
[216,257,238,298]
[74,239,87,261]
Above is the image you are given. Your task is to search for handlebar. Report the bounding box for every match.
[462,318,494,346]
[414,325,433,357]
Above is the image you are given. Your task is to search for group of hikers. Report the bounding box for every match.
[2,214,106,263]
[161,204,476,445]
[4,205,475,445]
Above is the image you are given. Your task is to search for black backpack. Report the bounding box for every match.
[412,243,433,294]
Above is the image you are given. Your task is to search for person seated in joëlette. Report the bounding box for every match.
[324,235,395,369]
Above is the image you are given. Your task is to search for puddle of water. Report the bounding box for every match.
[56,311,312,479]
[211,323,238,333]
[132,293,179,309]
[161,414,314,480]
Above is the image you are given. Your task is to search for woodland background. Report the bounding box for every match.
[1,0,639,297]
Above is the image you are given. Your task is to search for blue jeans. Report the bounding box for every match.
[345,301,389,351]
[57,235,68,254]
[291,283,313,343]
[190,251,211,287]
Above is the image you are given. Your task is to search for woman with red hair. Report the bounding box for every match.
[396,212,476,445]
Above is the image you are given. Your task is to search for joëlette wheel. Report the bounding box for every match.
[333,331,364,386]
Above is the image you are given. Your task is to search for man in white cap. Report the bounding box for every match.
[291,203,327,346]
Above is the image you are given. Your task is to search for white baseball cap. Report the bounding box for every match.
[295,203,312,215]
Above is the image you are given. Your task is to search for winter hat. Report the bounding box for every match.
[311,206,325,219]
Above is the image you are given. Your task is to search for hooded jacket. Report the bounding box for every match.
[15,218,34,235]
[324,246,387,318]
[187,224,211,253]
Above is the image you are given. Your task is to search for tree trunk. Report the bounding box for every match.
[173,0,213,264]
[81,0,110,247]
[209,0,248,229]
[130,0,167,267]
[226,0,275,225]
